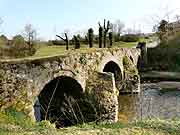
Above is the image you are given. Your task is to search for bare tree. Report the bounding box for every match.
[98,23,103,48]
[98,19,111,48]
[110,20,125,36]
[103,19,111,48]
[23,24,37,49]
[147,5,180,42]
[157,19,169,41]
[64,29,71,37]
[56,29,71,50]
[81,29,88,38]
[110,23,117,33]
[116,20,125,36]
[175,15,180,23]
[126,28,134,34]
[56,33,69,50]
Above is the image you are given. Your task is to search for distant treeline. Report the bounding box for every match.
[50,34,142,46]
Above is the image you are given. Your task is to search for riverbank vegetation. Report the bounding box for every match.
[147,32,180,72]
[0,108,179,135]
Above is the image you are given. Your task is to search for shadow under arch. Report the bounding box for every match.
[34,76,91,128]
[103,61,123,90]
[137,56,141,71]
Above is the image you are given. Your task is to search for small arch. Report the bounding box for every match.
[103,61,122,90]
[34,76,88,128]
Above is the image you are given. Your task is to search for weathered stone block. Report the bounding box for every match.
[85,71,118,123]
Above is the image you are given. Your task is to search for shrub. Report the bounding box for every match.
[1,107,35,128]
[12,35,26,49]
[120,34,140,42]
[0,35,8,46]
[0,35,36,59]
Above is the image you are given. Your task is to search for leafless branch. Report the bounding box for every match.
[45,79,59,120]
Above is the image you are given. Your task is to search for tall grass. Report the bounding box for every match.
[1,107,179,135]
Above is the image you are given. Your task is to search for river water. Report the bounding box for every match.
[118,83,180,123]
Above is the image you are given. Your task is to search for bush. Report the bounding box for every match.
[120,34,140,42]
[0,35,8,46]
[12,35,26,49]
[0,35,36,59]
[0,47,36,59]
[0,108,35,128]
[146,33,180,71]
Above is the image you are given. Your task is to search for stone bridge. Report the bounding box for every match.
[0,48,141,127]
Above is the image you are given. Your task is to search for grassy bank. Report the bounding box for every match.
[0,109,179,135]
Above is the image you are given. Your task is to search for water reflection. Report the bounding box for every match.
[118,83,180,123]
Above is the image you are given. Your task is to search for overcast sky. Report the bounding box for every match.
[0,0,180,40]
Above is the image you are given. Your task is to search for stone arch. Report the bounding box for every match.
[98,56,124,77]
[34,76,88,128]
[103,61,123,91]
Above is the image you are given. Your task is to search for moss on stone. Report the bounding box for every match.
[0,48,140,122]
[79,55,87,65]
[123,56,138,75]
[121,55,140,92]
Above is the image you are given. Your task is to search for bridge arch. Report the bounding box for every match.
[98,56,124,74]
[34,76,86,128]
[103,61,123,91]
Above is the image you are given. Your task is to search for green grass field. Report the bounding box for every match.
[0,41,137,61]
[31,41,137,58]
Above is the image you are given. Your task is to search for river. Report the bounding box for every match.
[118,82,180,123]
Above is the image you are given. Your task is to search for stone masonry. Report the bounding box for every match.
[0,48,141,123]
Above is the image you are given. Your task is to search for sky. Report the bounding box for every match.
[0,0,180,40]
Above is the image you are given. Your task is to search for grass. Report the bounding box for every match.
[32,41,137,58]
[33,45,68,58]
[3,34,157,61]
[134,119,180,135]
[0,108,179,135]
[113,41,137,48]
[1,36,155,61]
[0,41,137,62]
